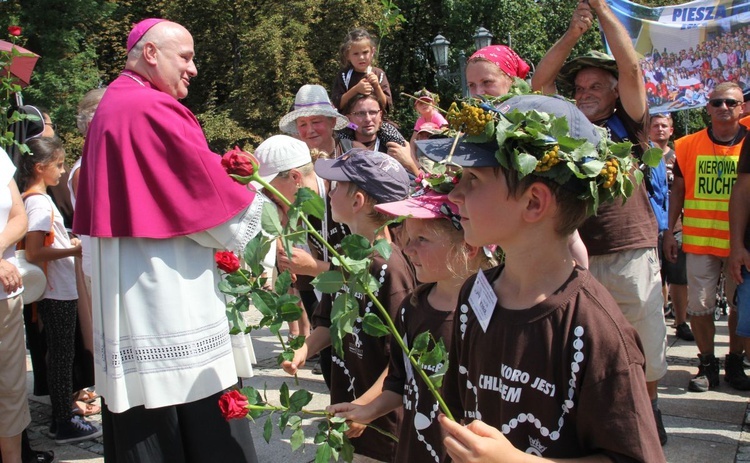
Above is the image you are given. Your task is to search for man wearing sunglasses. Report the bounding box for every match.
[665,82,749,394]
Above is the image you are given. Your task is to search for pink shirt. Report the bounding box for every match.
[413,112,449,132]
[74,72,254,238]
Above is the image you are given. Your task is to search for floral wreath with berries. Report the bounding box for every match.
[444,81,662,215]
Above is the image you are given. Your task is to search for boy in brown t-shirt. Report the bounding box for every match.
[417,94,665,462]
[281,149,416,462]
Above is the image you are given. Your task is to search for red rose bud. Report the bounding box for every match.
[215,250,240,273]
[8,26,21,36]
[221,146,257,181]
[218,390,249,421]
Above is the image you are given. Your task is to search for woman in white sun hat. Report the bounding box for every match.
[279,84,364,157]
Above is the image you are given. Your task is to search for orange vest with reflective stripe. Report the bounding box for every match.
[674,129,741,257]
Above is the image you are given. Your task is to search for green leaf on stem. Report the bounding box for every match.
[328,427,344,448]
[331,325,345,360]
[226,272,250,285]
[642,146,663,168]
[277,292,301,306]
[275,270,294,295]
[410,331,430,355]
[251,291,275,318]
[240,387,263,405]
[278,410,289,432]
[312,271,345,294]
[288,414,303,430]
[263,415,273,443]
[331,293,359,336]
[261,201,284,236]
[294,187,325,220]
[362,313,389,337]
[419,346,445,372]
[279,302,303,322]
[428,361,449,389]
[332,255,368,274]
[218,279,233,295]
[234,295,250,313]
[290,428,305,451]
[351,272,381,295]
[288,389,313,413]
[372,238,392,261]
[341,234,372,260]
[315,442,332,463]
[270,320,283,336]
[244,234,272,276]
[288,335,306,350]
[340,440,354,462]
[279,382,290,408]
[314,423,328,444]
[226,309,245,334]
[278,350,294,365]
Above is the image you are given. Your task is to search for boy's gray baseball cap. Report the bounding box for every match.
[314,148,410,203]
[416,94,601,167]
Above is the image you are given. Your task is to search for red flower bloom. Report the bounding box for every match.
[218,390,249,421]
[8,26,21,37]
[215,250,240,273]
[221,146,257,180]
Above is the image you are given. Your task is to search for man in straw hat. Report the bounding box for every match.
[279,84,358,157]
[73,18,262,462]
[532,0,668,445]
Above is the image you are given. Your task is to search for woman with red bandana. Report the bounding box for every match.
[461,44,590,267]
[465,45,531,97]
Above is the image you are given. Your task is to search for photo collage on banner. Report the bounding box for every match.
[605,0,750,114]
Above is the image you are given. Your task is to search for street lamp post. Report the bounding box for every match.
[430,27,494,97]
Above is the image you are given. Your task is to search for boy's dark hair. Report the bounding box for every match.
[339,28,376,68]
[498,166,588,236]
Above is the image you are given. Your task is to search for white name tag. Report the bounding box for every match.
[468,271,497,333]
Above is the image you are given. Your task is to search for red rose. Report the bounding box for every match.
[215,250,240,273]
[8,26,21,36]
[218,390,249,421]
[221,146,257,179]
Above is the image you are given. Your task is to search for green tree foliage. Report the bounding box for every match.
[3,0,114,161]
[1,0,708,159]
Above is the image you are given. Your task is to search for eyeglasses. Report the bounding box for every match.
[708,98,742,108]
[440,202,463,231]
[350,110,381,119]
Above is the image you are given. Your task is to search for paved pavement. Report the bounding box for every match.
[26,314,750,463]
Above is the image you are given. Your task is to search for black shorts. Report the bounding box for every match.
[659,231,688,285]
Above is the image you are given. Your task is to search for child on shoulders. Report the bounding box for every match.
[332,28,393,114]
